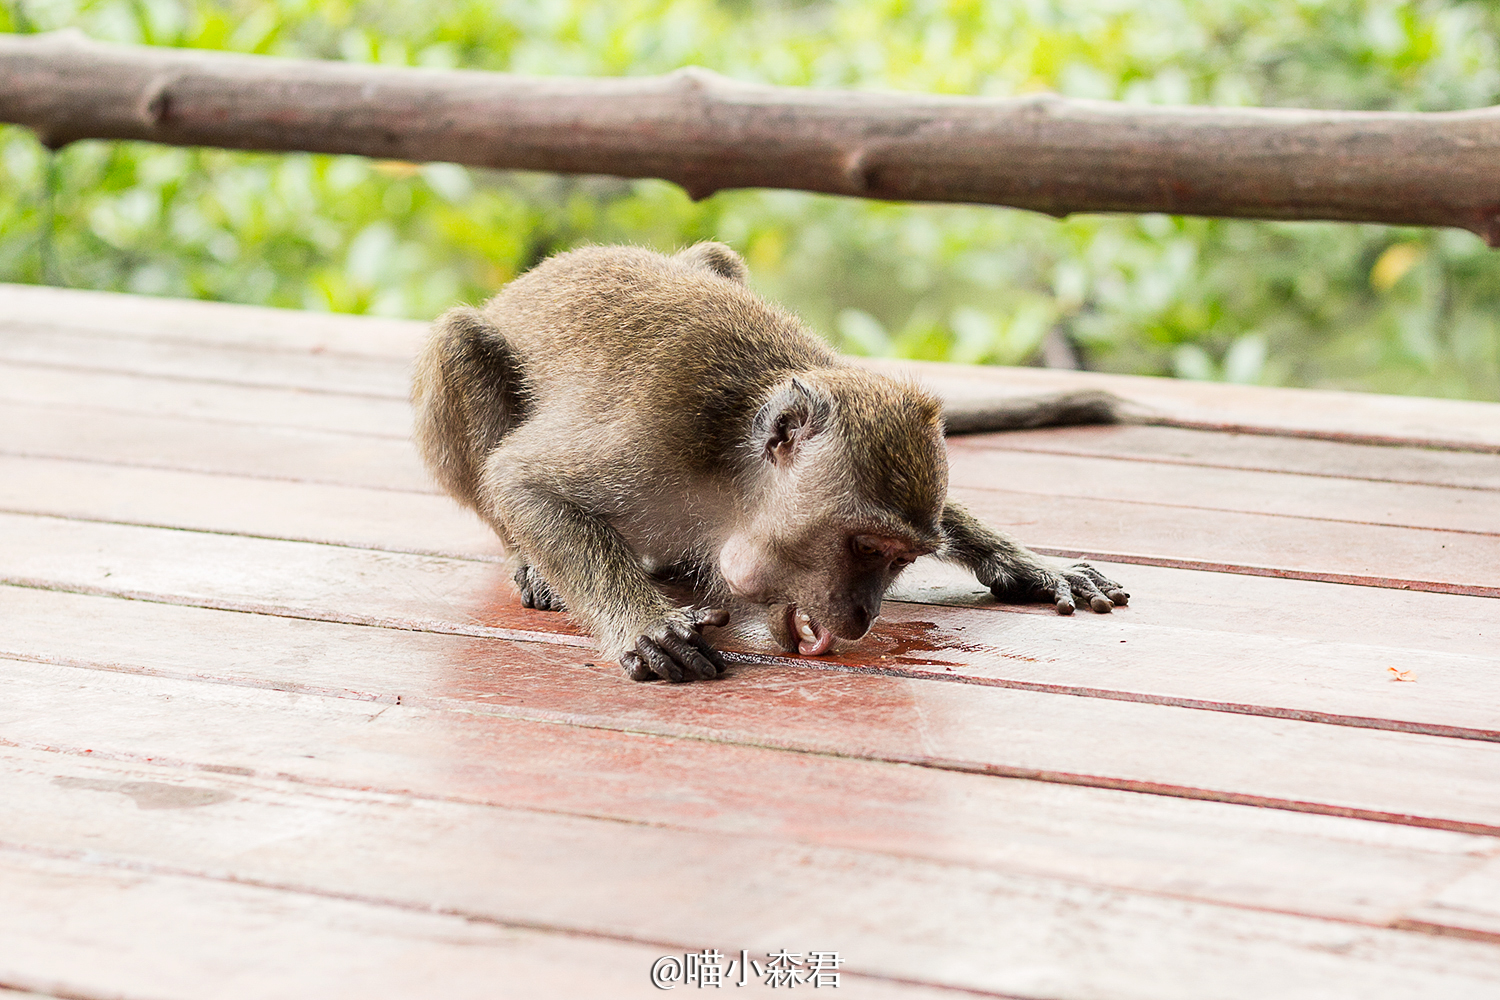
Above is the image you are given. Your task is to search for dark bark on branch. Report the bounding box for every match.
[5,31,1500,242]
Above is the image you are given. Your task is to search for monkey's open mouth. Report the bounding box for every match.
[787,605,835,656]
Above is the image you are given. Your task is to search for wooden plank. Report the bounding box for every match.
[0,852,825,1000]
[948,444,1500,535]
[12,398,1495,541]
[9,281,1500,450]
[862,357,1500,452]
[0,400,431,492]
[8,620,1488,929]
[0,360,413,437]
[6,402,1494,594]
[0,324,410,397]
[0,455,499,560]
[1403,855,1500,940]
[5,517,1498,734]
[959,423,1500,492]
[960,485,1500,596]
[0,281,424,359]
[9,448,1497,606]
[6,362,1497,504]
[2,748,1498,999]
[5,606,1500,834]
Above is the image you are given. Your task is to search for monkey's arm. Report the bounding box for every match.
[489,481,728,681]
[938,500,1128,614]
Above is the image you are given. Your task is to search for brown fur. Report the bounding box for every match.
[412,243,1127,682]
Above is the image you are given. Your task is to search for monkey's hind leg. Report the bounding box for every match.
[940,501,1129,614]
[412,306,530,513]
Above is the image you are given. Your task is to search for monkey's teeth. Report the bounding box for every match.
[795,609,816,643]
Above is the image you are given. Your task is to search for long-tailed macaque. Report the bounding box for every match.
[413,243,1127,682]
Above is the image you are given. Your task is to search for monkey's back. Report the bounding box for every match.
[481,246,837,454]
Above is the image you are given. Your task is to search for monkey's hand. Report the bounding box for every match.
[983,560,1129,615]
[620,607,732,683]
[621,605,732,683]
[514,563,567,612]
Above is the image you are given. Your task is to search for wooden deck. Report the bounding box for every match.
[2,281,1498,999]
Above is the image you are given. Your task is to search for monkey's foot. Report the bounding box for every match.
[989,562,1129,615]
[621,607,731,683]
[514,564,567,612]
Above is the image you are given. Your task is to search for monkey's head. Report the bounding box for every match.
[719,370,948,655]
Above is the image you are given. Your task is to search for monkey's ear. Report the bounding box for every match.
[674,242,749,283]
[755,377,829,467]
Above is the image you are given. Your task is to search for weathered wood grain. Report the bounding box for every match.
[6,407,1496,594]
[958,424,1500,492]
[1402,853,1500,940]
[15,31,1500,238]
[0,401,430,492]
[959,486,1500,596]
[948,445,1500,534]
[0,455,496,559]
[2,746,1497,998]
[0,280,423,359]
[0,360,413,437]
[5,605,1500,834]
[5,516,1497,732]
[8,283,1500,449]
[0,852,844,1000]
[0,324,411,396]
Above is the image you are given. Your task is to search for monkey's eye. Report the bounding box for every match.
[853,539,881,557]
[892,556,913,569]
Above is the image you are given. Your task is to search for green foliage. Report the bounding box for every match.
[3,0,1500,399]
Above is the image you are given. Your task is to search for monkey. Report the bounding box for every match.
[412,242,1128,683]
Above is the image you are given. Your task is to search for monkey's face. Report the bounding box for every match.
[722,526,932,655]
[719,513,935,656]
[728,373,945,655]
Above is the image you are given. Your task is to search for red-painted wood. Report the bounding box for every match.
[0,400,431,493]
[0,360,413,437]
[0,325,410,397]
[6,616,1500,834]
[6,408,1496,596]
[956,486,1500,597]
[0,281,424,359]
[947,444,1500,534]
[9,282,1500,449]
[6,746,1500,997]
[5,517,1498,733]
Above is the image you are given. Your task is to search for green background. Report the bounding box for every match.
[4,0,1500,400]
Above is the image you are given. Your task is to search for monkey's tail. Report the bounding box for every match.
[412,306,529,510]
[941,389,1122,435]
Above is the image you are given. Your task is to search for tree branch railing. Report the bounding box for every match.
[5,30,1500,244]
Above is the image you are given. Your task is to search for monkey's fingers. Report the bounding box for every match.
[1048,575,1077,615]
[660,628,720,680]
[634,637,686,682]
[686,606,731,629]
[669,621,727,676]
[1080,565,1130,607]
[621,651,655,682]
[514,566,538,609]
[1061,565,1116,613]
